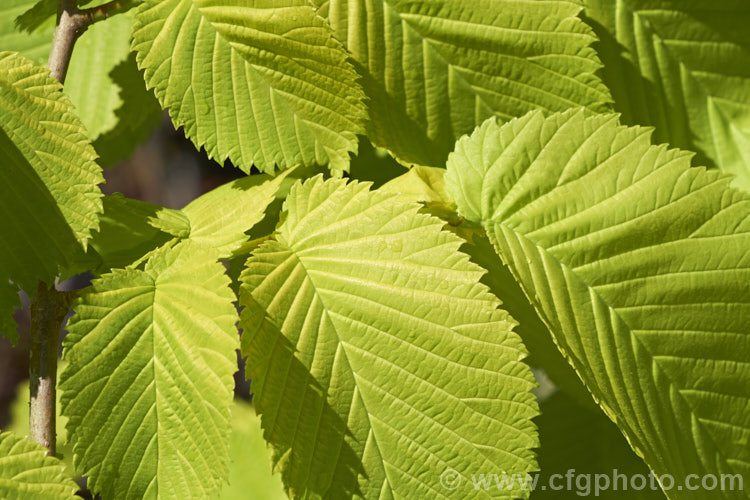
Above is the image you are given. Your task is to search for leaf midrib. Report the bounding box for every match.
[617,0,749,128]
[280,243,519,499]
[0,74,100,245]
[613,0,750,182]
[276,248,394,497]
[185,0,360,154]
[387,0,612,110]
[486,219,747,485]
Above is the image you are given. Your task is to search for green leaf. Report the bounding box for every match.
[446,110,750,499]
[220,401,286,500]
[0,431,78,499]
[132,0,367,174]
[463,235,597,410]
[90,53,164,167]
[65,13,135,139]
[77,193,174,275]
[13,0,55,34]
[381,167,596,407]
[379,165,485,243]
[180,172,291,256]
[583,0,750,190]
[0,52,103,340]
[1,4,162,166]
[15,0,136,34]
[0,51,102,255]
[147,207,191,239]
[65,16,163,167]
[377,165,457,219]
[239,176,539,499]
[380,165,453,207]
[0,0,54,63]
[532,392,666,500]
[224,166,331,292]
[316,0,612,167]
[149,172,291,259]
[60,242,239,499]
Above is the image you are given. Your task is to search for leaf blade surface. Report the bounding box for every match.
[446,110,750,499]
[61,242,239,500]
[239,176,539,499]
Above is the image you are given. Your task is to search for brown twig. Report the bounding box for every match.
[46,0,139,82]
[30,0,135,455]
[28,283,76,455]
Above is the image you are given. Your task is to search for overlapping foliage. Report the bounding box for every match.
[584,0,750,189]
[0,51,103,342]
[132,0,368,174]
[239,176,538,498]
[445,110,750,498]
[0,431,78,499]
[0,0,162,166]
[1,1,749,499]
